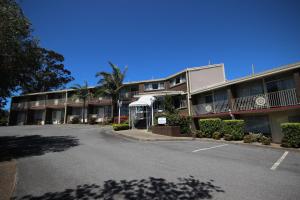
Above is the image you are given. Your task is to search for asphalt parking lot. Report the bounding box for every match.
[0,125,300,200]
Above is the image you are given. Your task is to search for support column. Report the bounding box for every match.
[64,91,68,124]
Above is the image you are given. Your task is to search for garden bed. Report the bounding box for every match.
[152,125,192,137]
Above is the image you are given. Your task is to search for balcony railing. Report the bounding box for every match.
[119,91,139,100]
[192,88,299,115]
[46,99,66,106]
[192,100,229,115]
[11,102,28,110]
[28,100,46,108]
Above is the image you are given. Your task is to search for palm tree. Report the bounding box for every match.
[70,81,90,124]
[95,62,127,120]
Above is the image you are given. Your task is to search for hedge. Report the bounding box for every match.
[112,123,130,131]
[222,120,245,140]
[281,123,300,148]
[198,118,223,138]
[167,114,192,134]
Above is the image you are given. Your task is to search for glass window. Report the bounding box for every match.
[144,82,165,91]
[170,74,186,86]
[243,115,271,136]
[205,95,213,103]
[266,78,295,93]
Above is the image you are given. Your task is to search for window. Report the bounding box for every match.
[144,82,165,91]
[174,95,187,109]
[243,115,271,136]
[266,78,295,93]
[170,74,186,86]
[205,95,213,103]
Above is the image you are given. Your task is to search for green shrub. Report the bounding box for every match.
[222,120,245,140]
[167,113,192,134]
[281,123,300,148]
[243,132,263,143]
[112,123,130,131]
[199,118,223,138]
[243,135,252,143]
[71,116,80,124]
[212,132,222,140]
[261,136,271,145]
[194,130,204,138]
[224,134,233,141]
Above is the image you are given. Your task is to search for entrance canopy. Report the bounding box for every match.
[129,95,156,107]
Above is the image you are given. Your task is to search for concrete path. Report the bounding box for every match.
[115,129,194,141]
[0,125,300,200]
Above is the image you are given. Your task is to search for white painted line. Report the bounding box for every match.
[270,151,289,170]
[192,144,228,152]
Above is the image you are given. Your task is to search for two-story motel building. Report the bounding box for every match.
[8,62,300,143]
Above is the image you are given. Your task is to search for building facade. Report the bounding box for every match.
[9,62,300,143]
[9,63,225,126]
[191,62,300,143]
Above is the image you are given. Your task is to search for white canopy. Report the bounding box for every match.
[129,95,156,107]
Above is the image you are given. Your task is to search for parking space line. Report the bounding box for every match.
[192,144,228,152]
[270,151,289,170]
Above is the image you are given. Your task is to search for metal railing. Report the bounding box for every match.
[192,100,229,115]
[11,102,28,110]
[28,100,46,108]
[119,91,139,100]
[46,99,66,106]
[192,88,299,115]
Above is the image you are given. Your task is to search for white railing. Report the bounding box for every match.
[192,88,299,115]
[192,100,229,115]
[28,100,46,108]
[46,99,66,106]
[119,91,139,100]
[232,88,299,111]
[11,102,28,110]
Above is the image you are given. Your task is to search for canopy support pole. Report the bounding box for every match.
[151,103,154,126]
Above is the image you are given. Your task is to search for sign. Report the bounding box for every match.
[255,96,266,106]
[158,117,167,125]
[205,105,212,112]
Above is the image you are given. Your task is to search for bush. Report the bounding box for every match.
[222,120,245,140]
[167,113,192,134]
[112,123,130,131]
[194,130,204,138]
[243,132,263,143]
[199,118,223,138]
[88,117,97,125]
[71,116,80,124]
[281,123,300,148]
[224,134,233,141]
[212,132,222,140]
[261,136,271,145]
[243,134,252,143]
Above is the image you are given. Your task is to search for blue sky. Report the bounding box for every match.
[19,0,300,85]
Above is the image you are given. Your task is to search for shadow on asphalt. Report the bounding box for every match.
[13,176,224,199]
[0,135,79,162]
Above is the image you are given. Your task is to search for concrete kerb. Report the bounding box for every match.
[113,129,300,152]
[0,159,17,200]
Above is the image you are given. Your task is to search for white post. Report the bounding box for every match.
[146,106,148,130]
[64,91,68,124]
[151,103,154,126]
[128,107,131,129]
[118,100,121,124]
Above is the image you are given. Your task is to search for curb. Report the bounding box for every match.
[114,131,300,152]
[0,159,17,200]
[193,138,300,153]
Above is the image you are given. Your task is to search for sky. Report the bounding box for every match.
[18,0,300,86]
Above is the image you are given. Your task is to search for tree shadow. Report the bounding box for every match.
[14,176,224,200]
[0,135,79,162]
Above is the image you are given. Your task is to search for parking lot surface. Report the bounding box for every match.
[0,125,300,200]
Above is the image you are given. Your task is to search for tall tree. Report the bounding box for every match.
[20,48,74,94]
[95,62,127,118]
[70,81,90,124]
[0,0,33,107]
[0,0,74,108]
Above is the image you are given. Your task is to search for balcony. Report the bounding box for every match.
[11,102,28,110]
[192,88,299,116]
[88,97,112,105]
[119,91,139,100]
[46,99,66,108]
[28,100,46,109]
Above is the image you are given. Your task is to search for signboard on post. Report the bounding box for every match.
[158,117,167,125]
